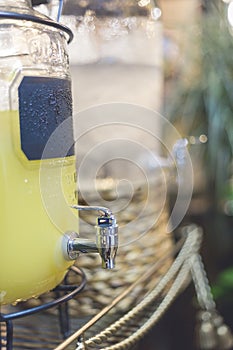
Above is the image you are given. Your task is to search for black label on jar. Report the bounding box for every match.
[18,76,74,160]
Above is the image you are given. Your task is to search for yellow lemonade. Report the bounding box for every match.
[0,110,78,305]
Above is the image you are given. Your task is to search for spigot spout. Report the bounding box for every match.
[96,215,118,269]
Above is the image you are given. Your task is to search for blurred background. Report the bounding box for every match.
[34,0,233,348]
[146,1,233,348]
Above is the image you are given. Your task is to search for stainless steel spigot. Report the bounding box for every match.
[63,206,118,269]
[96,214,118,269]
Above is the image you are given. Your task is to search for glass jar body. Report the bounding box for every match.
[0,16,77,305]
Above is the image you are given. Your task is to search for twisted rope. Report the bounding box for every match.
[76,225,202,350]
[189,253,216,311]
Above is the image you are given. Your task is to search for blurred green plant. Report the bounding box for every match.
[167,2,233,204]
[166,1,233,312]
[212,266,233,302]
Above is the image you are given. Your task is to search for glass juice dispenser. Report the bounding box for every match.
[0,0,118,306]
[0,0,78,305]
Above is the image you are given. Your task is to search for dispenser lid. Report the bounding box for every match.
[0,1,73,43]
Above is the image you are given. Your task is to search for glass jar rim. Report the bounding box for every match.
[0,10,73,43]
